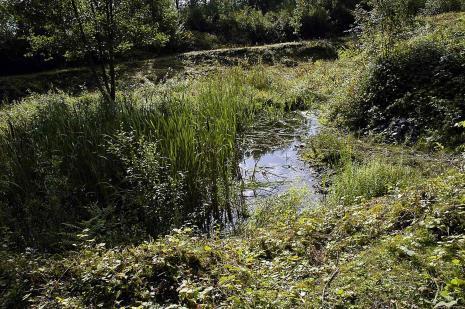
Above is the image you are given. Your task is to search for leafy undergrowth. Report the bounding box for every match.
[1,11,465,309]
[0,64,322,250]
[330,12,465,148]
[1,158,464,307]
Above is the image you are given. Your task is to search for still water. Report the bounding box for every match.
[239,111,321,203]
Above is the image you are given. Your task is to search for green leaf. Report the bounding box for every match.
[449,278,465,286]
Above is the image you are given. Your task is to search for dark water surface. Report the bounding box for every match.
[239,111,321,204]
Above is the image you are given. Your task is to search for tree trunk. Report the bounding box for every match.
[107,0,116,102]
[71,0,112,103]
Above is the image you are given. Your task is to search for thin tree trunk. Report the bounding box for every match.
[107,0,116,102]
[90,0,112,97]
[70,0,112,103]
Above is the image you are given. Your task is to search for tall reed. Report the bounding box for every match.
[0,67,305,249]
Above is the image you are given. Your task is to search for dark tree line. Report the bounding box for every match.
[0,0,362,75]
[2,0,460,78]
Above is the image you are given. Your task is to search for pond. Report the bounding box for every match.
[239,111,322,204]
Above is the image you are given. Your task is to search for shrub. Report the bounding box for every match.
[423,0,465,14]
[353,0,418,56]
[174,30,221,51]
[216,8,296,44]
[295,4,333,38]
[304,129,359,168]
[182,0,361,45]
[334,42,465,147]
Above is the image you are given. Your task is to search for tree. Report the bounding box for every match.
[354,0,416,56]
[70,0,118,103]
[26,0,177,103]
[0,1,15,42]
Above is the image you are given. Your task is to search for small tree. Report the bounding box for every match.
[28,0,177,104]
[354,0,417,57]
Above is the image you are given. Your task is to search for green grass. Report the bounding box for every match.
[303,129,357,168]
[2,164,463,308]
[327,158,417,206]
[0,40,337,104]
[0,66,316,249]
[1,10,465,308]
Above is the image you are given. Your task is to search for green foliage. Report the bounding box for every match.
[175,0,360,46]
[177,30,221,51]
[354,0,419,56]
[0,67,313,249]
[1,9,465,309]
[0,0,179,75]
[423,0,465,14]
[328,158,416,206]
[335,41,465,147]
[2,157,464,307]
[184,4,296,44]
[304,129,359,168]
[293,0,338,38]
[1,0,464,76]
[27,0,178,60]
[0,2,15,42]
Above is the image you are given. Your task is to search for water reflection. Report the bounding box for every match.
[239,111,321,202]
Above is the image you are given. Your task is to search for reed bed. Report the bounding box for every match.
[0,66,313,249]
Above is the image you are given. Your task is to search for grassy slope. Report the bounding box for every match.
[1,12,465,308]
[0,40,337,104]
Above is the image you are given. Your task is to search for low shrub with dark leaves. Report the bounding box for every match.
[339,42,465,147]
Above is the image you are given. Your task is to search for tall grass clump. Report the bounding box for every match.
[0,68,303,250]
[304,129,359,168]
[328,158,416,206]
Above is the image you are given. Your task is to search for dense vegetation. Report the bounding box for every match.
[1,0,464,307]
[0,66,322,250]
[332,13,465,149]
[2,0,464,76]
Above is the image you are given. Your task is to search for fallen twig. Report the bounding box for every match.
[321,267,340,307]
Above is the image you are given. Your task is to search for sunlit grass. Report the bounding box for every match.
[327,158,418,206]
[0,66,316,248]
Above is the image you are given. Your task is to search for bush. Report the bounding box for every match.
[182,0,362,45]
[423,0,465,14]
[295,4,333,38]
[335,42,465,147]
[293,0,360,39]
[215,8,296,44]
[174,30,221,51]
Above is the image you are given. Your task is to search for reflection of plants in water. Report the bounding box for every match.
[238,112,317,200]
[240,112,309,159]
